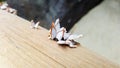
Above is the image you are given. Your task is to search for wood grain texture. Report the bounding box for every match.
[0,10,119,68]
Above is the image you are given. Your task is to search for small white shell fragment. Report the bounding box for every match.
[30,20,40,29]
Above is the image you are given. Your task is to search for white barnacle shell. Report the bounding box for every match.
[63,32,70,40]
[48,22,57,39]
[56,27,67,41]
[56,31,63,41]
[55,18,60,32]
[34,21,40,28]
[57,40,66,44]
[57,40,77,48]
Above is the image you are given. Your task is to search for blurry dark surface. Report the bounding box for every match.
[0,0,6,2]
[7,0,103,30]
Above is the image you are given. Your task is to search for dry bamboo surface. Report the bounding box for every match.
[0,10,119,68]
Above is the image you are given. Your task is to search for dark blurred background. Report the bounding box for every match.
[0,0,5,2]
[6,0,103,31]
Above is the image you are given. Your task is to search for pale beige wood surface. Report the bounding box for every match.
[0,10,119,68]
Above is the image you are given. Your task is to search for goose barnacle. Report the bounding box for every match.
[48,18,83,48]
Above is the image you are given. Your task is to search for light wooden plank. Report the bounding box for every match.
[0,10,64,68]
[0,10,119,68]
